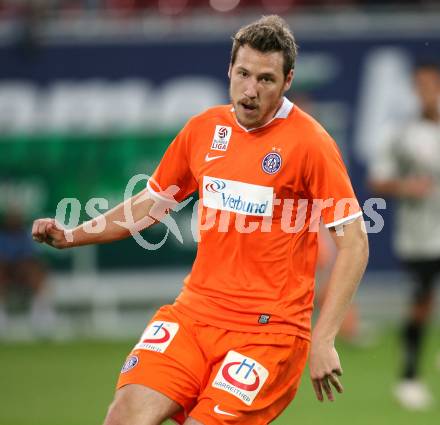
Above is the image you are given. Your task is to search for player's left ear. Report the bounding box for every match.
[284,69,294,91]
[228,64,232,79]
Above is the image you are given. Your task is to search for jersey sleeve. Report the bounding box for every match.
[147,121,198,204]
[305,132,362,228]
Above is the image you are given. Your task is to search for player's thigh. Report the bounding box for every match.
[190,333,310,424]
[184,419,204,425]
[104,383,180,425]
[117,305,207,419]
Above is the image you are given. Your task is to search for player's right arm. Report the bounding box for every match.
[32,188,158,249]
[34,118,197,250]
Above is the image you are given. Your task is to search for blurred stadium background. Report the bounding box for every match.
[0,0,439,424]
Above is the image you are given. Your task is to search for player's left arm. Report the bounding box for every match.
[309,217,369,402]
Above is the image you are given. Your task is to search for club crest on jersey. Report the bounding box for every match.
[121,355,139,373]
[211,125,232,151]
[135,321,179,353]
[262,152,282,174]
[212,351,269,405]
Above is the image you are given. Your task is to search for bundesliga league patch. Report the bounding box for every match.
[212,351,269,405]
[121,355,139,373]
[211,125,232,151]
[135,321,179,353]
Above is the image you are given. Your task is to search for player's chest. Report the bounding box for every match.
[191,125,298,187]
[190,125,304,215]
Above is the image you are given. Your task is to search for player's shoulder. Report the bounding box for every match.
[289,106,329,136]
[186,104,233,128]
[289,105,336,152]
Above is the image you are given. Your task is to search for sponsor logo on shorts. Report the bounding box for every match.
[262,152,282,174]
[212,351,269,405]
[121,355,139,373]
[203,176,274,217]
[211,125,232,151]
[213,404,237,417]
[135,321,179,353]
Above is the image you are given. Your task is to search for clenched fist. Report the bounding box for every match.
[32,218,71,249]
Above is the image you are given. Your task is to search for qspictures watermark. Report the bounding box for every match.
[54,174,386,250]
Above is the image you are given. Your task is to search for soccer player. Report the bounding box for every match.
[32,16,368,425]
[369,61,440,410]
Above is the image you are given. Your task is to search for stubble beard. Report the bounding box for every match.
[229,86,286,129]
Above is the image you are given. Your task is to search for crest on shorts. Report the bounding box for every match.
[212,351,269,405]
[121,355,139,373]
[135,321,179,353]
[258,314,270,324]
[262,151,282,174]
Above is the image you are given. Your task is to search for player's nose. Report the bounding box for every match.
[243,78,258,99]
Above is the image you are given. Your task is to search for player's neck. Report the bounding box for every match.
[271,98,285,120]
[239,97,286,131]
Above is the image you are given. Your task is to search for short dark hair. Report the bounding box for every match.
[230,15,298,77]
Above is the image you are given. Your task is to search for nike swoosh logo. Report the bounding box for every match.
[214,405,237,417]
[205,153,224,162]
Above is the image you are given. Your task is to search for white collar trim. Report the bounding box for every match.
[231,97,294,132]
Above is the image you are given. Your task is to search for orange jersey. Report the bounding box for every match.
[148,98,361,340]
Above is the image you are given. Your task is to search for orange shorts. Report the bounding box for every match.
[117,305,309,424]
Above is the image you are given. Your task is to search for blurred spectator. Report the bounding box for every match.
[0,208,55,337]
[368,61,440,410]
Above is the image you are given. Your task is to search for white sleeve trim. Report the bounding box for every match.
[325,211,363,229]
[146,179,178,205]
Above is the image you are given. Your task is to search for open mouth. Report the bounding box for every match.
[240,102,257,111]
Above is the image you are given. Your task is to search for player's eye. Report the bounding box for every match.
[238,70,248,77]
[260,76,273,83]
